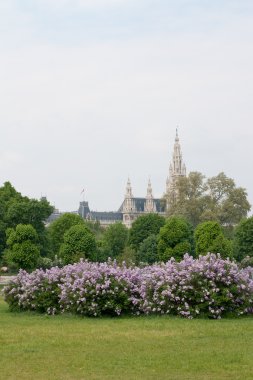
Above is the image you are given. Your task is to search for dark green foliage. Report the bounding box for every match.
[117,247,136,266]
[136,234,158,264]
[6,223,38,244]
[47,213,85,256]
[157,216,194,262]
[59,224,97,264]
[100,222,128,259]
[5,198,53,233]
[194,221,232,258]
[129,213,165,251]
[0,182,53,256]
[172,241,192,258]
[4,224,40,270]
[234,216,253,261]
[208,234,232,258]
[85,220,105,240]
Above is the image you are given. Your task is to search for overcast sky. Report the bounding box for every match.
[0,0,253,213]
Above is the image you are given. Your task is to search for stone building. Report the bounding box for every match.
[77,130,186,228]
[165,129,187,203]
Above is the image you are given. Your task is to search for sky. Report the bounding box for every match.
[0,0,253,213]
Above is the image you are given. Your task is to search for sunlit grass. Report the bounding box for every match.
[0,297,253,380]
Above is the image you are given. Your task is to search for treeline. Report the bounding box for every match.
[0,175,252,272]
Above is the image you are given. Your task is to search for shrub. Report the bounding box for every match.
[157,216,194,261]
[100,222,128,259]
[129,214,165,251]
[234,217,253,261]
[136,234,158,264]
[3,267,62,313]
[4,224,40,270]
[59,224,96,264]
[47,213,85,256]
[240,256,253,268]
[4,254,253,319]
[59,261,133,316]
[194,221,232,258]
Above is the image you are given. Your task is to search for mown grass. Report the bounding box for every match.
[0,296,253,380]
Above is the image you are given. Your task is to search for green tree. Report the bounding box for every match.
[136,234,158,264]
[85,220,105,240]
[0,182,53,256]
[194,221,232,258]
[0,182,23,253]
[117,246,136,266]
[166,172,251,227]
[5,198,53,257]
[59,224,97,264]
[100,222,128,259]
[157,216,194,262]
[129,213,165,251]
[47,213,85,256]
[234,216,253,261]
[4,224,40,270]
[5,198,53,233]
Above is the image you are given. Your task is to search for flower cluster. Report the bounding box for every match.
[3,254,253,319]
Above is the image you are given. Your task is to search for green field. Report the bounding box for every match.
[0,297,253,380]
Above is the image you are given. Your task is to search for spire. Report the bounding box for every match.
[123,177,136,214]
[175,127,179,142]
[172,128,185,175]
[145,178,156,212]
[166,129,186,196]
[125,177,133,198]
[146,178,153,199]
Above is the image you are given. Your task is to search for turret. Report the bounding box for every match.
[166,129,186,199]
[125,177,133,198]
[123,178,136,213]
[144,178,156,212]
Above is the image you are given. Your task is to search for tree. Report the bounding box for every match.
[194,221,232,258]
[85,220,105,240]
[4,224,40,270]
[157,216,194,262]
[5,198,53,257]
[59,224,97,264]
[5,198,53,233]
[0,182,53,257]
[116,246,136,266]
[233,216,253,261]
[0,182,24,254]
[166,172,250,227]
[166,172,208,227]
[100,222,128,259]
[129,213,165,251]
[47,213,85,256]
[136,234,158,264]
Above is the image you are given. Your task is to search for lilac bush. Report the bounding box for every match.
[3,254,253,319]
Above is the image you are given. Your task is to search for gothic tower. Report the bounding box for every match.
[122,178,136,228]
[144,178,156,212]
[166,129,186,205]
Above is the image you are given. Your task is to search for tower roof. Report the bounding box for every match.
[146,178,153,199]
[166,129,187,194]
[125,177,133,198]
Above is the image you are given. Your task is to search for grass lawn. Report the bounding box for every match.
[0,297,253,380]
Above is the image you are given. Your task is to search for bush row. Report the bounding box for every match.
[3,253,253,319]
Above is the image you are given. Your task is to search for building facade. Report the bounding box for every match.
[77,130,186,228]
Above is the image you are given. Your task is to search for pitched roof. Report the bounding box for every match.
[118,198,165,213]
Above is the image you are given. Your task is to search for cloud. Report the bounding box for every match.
[0,1,252,211]
[25,0,136,11]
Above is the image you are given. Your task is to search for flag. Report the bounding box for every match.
[80,188,85,195]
